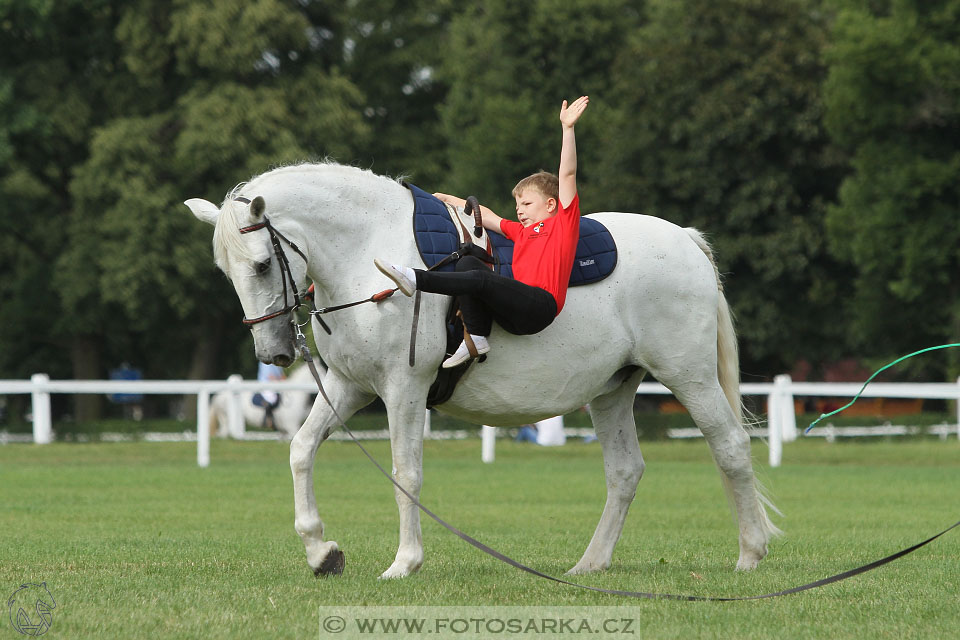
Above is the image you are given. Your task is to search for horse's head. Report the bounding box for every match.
[185,195,306,367]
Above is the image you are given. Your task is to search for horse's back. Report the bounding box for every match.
[440,212,721,425]
[572,212,720,323]
[586,212,716,284]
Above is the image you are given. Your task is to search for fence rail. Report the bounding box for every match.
[2,374,959,467]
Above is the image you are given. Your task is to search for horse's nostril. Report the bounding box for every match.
[274,354,294,368]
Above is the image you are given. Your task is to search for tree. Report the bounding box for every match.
[823,0,960,377]
[436,0,641,215]
[0,0,132,420]
[592,0,848,375]
[0,1,371,420]
[335,0,457,186]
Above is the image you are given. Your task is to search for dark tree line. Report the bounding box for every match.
[2,0,958,419]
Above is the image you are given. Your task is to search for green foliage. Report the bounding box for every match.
[824,1,960,373]
[3,0,960,386]
[592,0,847,373]
[438,0,639,214]
[0,0,372,383]
[335,0,456,184]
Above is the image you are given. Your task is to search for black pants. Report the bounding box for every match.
[415,256,557,336]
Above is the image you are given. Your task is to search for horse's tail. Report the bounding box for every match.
[685,227,782,537]
[683,228,741,421]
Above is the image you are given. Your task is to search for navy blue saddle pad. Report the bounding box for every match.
[410,184,463,272]
[409,183,617,285]
[487,216,617,286]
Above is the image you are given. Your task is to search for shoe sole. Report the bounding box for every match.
[374,258,415,297]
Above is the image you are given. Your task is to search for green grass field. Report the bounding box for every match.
[1,437,958,639]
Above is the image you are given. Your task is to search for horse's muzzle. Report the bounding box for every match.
[270,353,295,368]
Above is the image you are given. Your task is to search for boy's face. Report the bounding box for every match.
[514,189,557,227]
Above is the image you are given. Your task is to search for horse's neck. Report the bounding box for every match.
[272,169,415,303]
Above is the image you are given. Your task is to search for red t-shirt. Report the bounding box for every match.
[499,194,581,313]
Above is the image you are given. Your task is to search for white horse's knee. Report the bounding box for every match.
[628,457,645,486]
[295,514,324,539]
[290,432,318,474]
[392,468,423,498]
[606,456,644,497]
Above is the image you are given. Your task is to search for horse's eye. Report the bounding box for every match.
[255,260,270,275]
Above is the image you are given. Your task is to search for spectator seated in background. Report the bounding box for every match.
[253,362,285,430]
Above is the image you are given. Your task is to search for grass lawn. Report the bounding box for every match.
[1,437,958,639]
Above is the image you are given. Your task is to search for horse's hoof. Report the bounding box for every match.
[735,558,760,571]
[314,549,345,577]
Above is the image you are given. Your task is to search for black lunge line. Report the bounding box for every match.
[296,328,957,600]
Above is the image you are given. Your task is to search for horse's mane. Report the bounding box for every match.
[212,161,404,275]
[212,196,255,276]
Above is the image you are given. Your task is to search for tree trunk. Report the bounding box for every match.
[71,334,102,421]
[182,317,224,421]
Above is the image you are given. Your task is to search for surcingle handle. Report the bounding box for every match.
[465,196,482,238]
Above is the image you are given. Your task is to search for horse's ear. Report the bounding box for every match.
[184,198,220,226]
[250,196,266,218]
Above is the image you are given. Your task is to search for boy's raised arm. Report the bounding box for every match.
[558,96,589,208]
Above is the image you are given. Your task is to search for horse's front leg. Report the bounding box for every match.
[290,371,372,576]
[379,391,430,579]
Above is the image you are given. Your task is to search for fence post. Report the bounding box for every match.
[481,425,496,463]
[30,373,52,444]
[767,381,782,468]
[956,376,960,440]
[775,374,798,443]
[226,374,244,439]
[197,388,210,468]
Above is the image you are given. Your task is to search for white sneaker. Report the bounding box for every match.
[442,335,490,368]
[374,258,416,296]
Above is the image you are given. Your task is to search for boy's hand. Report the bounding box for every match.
[559,96,589,129]
[433,192,459,205]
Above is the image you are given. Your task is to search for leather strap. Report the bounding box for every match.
[409,290,422,368]
[459,311,479,358]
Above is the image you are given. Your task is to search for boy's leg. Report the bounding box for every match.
[414,256,493,336]
[452,256,494,336]
[416,257,493,367]
[415,261,557,336]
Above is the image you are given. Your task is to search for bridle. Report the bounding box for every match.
[235,197,309,327]
[233,197,388,335]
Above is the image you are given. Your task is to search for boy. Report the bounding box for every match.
[376,95,589,367]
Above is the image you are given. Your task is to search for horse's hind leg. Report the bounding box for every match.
[669,379,776,570]
[568,369,647,575]
[378,391,432,579]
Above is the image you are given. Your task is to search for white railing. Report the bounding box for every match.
[2,375,959,467]
[0,374,322,467]
[633,376,960,466]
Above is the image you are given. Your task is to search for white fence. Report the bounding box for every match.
[0,374,325,467]
[635,375,960,466]
[2,375,959,468]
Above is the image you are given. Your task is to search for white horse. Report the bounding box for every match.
[208,364,319,439]
[185,162,779,579]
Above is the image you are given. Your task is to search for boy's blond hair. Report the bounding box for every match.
[512,171,559,201]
